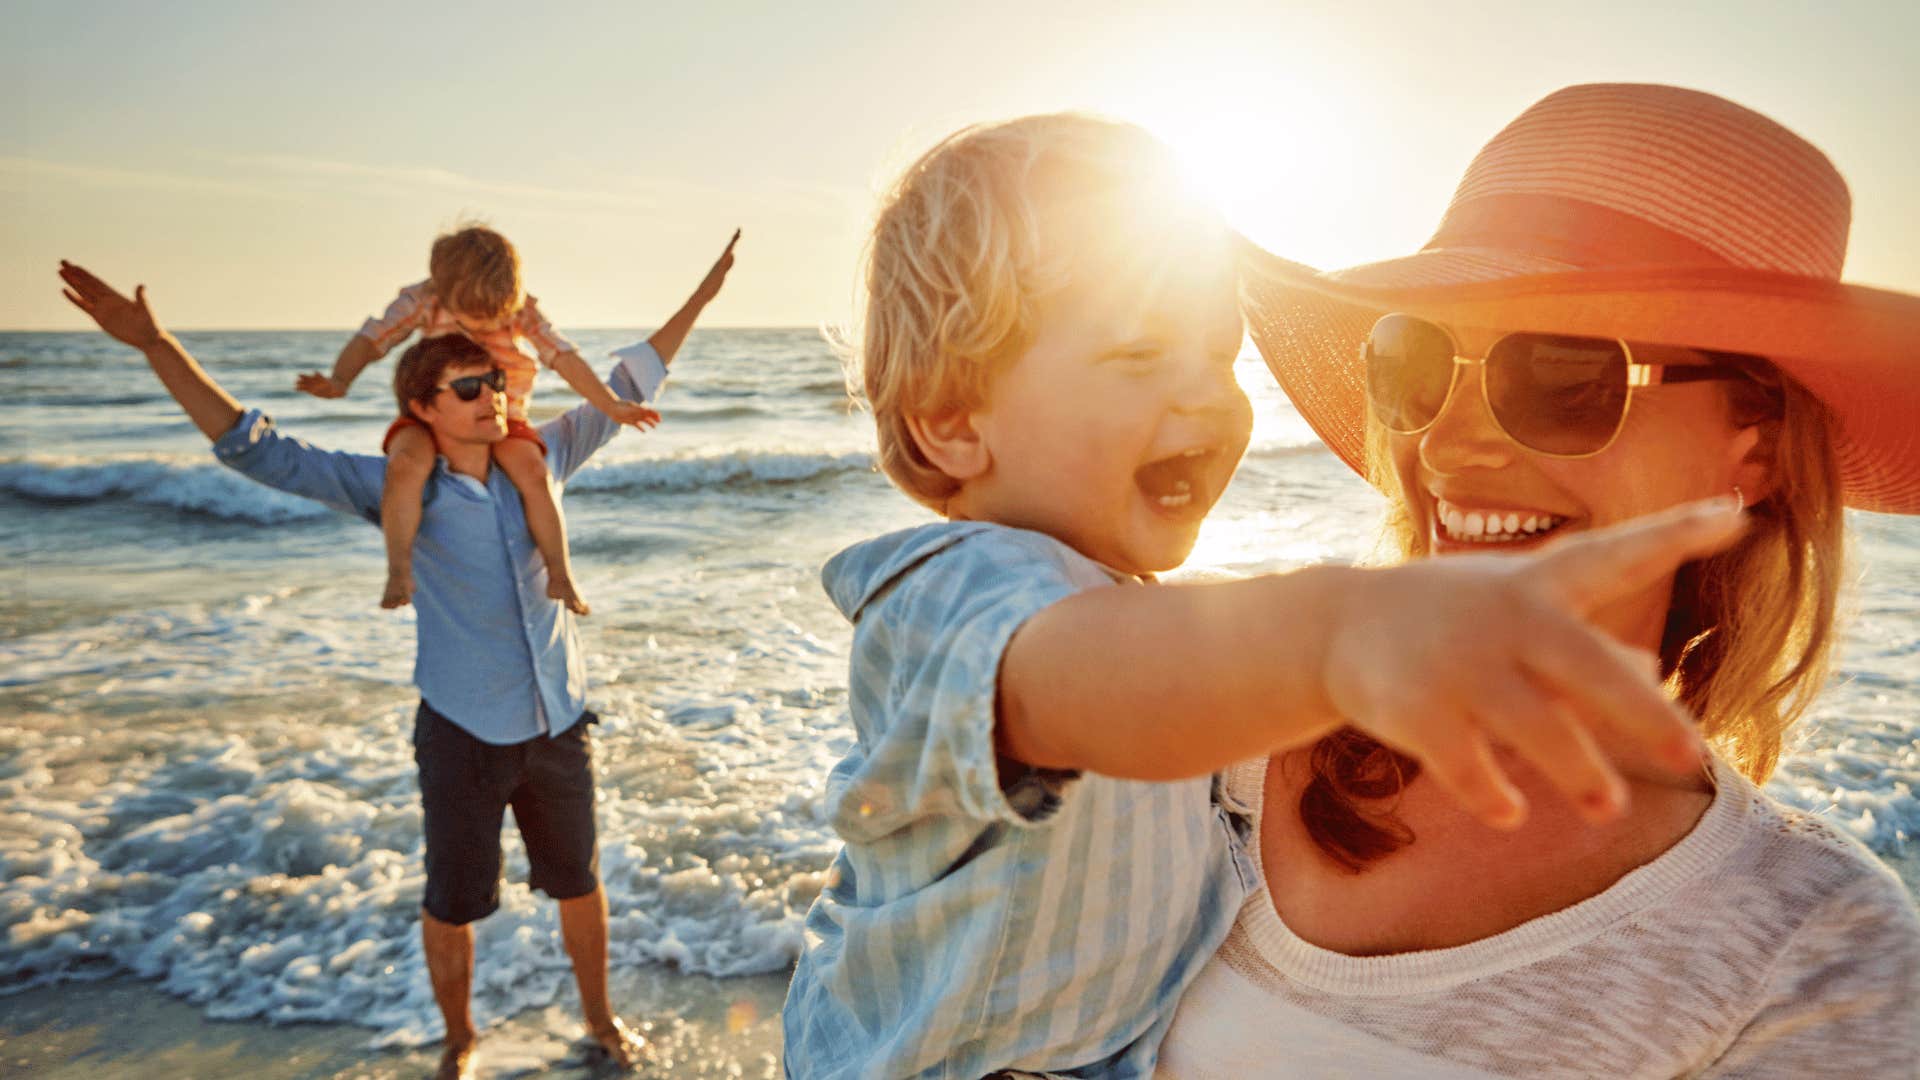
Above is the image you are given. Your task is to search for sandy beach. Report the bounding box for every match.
[1,966,791,1079]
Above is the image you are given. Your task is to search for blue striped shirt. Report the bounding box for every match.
[784,522,1254,1079]
[210,343,666,745]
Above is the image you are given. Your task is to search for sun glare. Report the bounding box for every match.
[1092,51,1374,273]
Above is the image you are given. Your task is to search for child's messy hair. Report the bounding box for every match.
[428,224,523,323]
[849,113,1205,511]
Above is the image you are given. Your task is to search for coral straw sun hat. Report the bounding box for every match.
[1243,82,1920,514]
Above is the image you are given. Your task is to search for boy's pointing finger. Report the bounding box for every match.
[1539,498,1747,611]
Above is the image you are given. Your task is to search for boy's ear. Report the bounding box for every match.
[407,397,436,424]
[906,409,992,483]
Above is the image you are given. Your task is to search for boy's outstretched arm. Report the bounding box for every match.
[998,499,1746,828]
[545,345,664,426]
[548,348,662,429]
[59,261,241,440]
[648,229,738,367]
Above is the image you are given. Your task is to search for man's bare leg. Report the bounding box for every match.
[558,886,644,1069]
[421,909,479,1080]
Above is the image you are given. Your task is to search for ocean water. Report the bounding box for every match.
[2,329,1916,1049]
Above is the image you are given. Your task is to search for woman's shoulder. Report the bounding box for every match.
[1691,769,1920,1069]
[1711,765,1920,952]
[1726,767,1913,895]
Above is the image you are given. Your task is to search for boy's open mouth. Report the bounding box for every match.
[1134,447,1217,511]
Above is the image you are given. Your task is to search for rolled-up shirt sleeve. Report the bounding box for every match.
[542,343,669,483]
[834,528,1101,838]
[356,282,428,359]
[211,409,387,523]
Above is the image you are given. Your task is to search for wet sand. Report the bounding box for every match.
[1,966,790,1079]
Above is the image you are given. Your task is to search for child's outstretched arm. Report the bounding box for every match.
[295,334,381,399]
[296,284,423,398]
[549,348,663,429]
[998,499,1746,828]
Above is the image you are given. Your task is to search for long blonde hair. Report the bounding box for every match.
[1306,358,1847,871]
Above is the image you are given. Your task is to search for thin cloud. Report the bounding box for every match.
[0,156,300,201]
[240,154,665,212]
[246,152,867,220]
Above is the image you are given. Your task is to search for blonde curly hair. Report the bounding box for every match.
[848,113,1210,511]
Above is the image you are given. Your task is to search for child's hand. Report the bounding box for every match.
[1322,498,1745,830]
[602,398,662,430]
[58,261,164,349]
[294,372,350,398]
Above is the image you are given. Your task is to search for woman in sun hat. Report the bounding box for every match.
[1157,83,1920,1077]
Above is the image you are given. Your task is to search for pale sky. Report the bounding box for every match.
[5,0,1918,329]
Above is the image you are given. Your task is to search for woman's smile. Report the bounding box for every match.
[1428,497,1572,550]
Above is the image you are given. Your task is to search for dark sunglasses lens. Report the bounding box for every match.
[1486,335,1629,454]
[1366,315,1456,432]
[445,370,504,401]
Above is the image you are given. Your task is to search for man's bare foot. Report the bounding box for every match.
[382,571,414,609]
[547,572,590,616]
[432,1033,476,1080]
[586,1016,648,1072]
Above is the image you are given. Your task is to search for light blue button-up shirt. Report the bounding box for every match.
[211,343,666,745]
[783,522,1255,1079]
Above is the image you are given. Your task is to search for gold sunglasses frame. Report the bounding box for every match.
[1365,314,1748,459]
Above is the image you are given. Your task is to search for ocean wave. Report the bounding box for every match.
[671,404,778,423]
[797,377,854,396]
[0,701,837,1041]
[0,447,881,525]
[0,457,331,524]
[1241,440,1337,462]
[569,449,875,493]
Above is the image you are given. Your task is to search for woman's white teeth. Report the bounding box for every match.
[1157,492,1193,507]
[1438,501,1563,542]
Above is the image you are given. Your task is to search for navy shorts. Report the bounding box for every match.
[412,699,601,925]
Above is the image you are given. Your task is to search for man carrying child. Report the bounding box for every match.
[57,233,736,1079]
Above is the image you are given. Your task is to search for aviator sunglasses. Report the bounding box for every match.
[435,368,507,402]
[1364,313,1750,457]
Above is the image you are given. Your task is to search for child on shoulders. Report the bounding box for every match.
[296,224,659,614]
[780,114,1741,1079]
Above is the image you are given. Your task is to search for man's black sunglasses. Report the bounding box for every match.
[435,368,507,402]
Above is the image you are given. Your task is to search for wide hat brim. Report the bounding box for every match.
[1243,242,1920,515]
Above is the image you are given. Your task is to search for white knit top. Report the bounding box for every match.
[1158,755,1920,1078]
